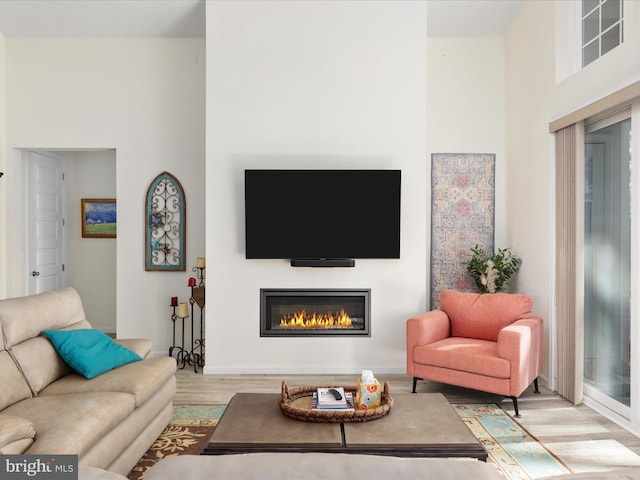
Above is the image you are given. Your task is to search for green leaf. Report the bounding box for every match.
[461,245,522,293]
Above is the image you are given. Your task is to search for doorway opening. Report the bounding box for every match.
[26,149,117,335]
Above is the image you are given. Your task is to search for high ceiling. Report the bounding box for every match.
[0,0,524,38]
[427,0,524,36]
[0,0,206,38]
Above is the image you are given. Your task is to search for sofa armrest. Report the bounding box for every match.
[497,316,544,397]
[407,311,450,347]
[114,338,153,359]
[0,414,36,454]
[407,311,450,375]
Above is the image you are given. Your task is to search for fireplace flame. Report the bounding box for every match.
[279,309,353,329]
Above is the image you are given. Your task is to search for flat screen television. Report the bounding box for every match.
[245,169,401,266]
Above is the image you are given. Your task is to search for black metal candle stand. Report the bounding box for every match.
[169,266,205,373]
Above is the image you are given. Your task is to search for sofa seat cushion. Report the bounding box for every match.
[0,415,36,454]
[39,357,177,407]
[79,467,128,480]
[412,337,511,379]
[440,290,533,342]
[2,392,135,457]
[1,438,34,455]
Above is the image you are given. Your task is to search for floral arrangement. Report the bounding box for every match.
[461,244,522,294]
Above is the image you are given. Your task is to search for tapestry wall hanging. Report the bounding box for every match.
[430,153,495,309]
[145,171,186,271]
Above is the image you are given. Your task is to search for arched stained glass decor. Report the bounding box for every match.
[145,171,186,271]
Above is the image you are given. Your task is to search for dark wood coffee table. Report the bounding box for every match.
[202,392,487,461]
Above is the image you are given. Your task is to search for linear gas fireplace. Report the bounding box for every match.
[260,289,371,337]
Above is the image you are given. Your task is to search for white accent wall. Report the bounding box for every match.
[205,1,429,374]
[0,5,513,373]
[505,0,557,386]
[427,36,507,247]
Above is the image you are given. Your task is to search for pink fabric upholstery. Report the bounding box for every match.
[440,290,533,342]
[407,290,543,403]
[413,338,510,378]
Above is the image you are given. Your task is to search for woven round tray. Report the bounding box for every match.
[278,380,393,423]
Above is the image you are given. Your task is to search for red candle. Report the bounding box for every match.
[188,277,196,287]
[170,296,178,307]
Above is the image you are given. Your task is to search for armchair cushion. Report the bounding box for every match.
[413,337,511,379]
[440,290,533,342]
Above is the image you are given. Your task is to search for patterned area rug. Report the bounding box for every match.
[430,153,495,308]
[128,403,572,480]
[127,405,226,480]
[453,404,572,479]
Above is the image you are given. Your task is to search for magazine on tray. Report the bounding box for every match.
[313,389,354,411]
[317,387,346,406]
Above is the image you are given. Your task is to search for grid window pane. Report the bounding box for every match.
[583,0,599,16]
[582,0,623,67]
[602,0,620,30]
[583,41,600,66]
[583,9,600,44]
[602,24,621,55]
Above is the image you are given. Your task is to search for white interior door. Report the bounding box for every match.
[28,151,66,294]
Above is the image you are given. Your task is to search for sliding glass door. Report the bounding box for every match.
[584,113,632,414]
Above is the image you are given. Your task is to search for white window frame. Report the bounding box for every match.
[582,0,624,67]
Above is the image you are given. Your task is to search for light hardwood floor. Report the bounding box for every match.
[175,369,640,473]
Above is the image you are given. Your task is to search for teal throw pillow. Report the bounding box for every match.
[42,329,142,379]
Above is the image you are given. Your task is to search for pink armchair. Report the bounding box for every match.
[407,290,543,417]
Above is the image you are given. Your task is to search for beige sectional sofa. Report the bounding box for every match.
[138,455,640,480]
[0,287,176,475]
[89,455,640,480]
[144,454,505,479]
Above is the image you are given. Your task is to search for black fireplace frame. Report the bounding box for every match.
[260,288,371,337]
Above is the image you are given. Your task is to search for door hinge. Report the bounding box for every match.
[62,173,65,181]
[62,264,65,272]
[62,218,65,226]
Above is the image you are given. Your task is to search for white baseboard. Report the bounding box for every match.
[202,365,406,375]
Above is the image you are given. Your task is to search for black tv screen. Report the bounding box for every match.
[245,170,401,261]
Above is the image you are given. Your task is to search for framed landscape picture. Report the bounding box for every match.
[81,198,117,238]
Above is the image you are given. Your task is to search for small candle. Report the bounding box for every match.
[188,277,197,287]
[170,296,178,307]
[196,257,206,268]
[177,302,189,318]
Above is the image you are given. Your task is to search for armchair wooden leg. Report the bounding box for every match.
[510,396,520,418]
[412,377,419,393]
[534,377,540,394]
